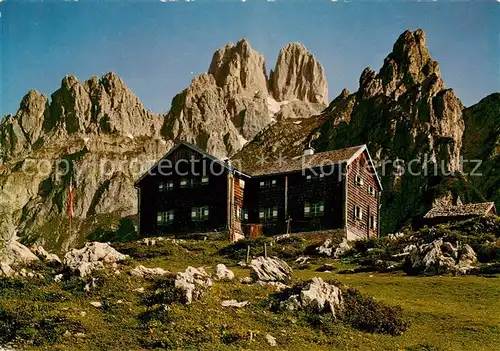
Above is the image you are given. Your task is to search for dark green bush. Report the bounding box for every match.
[341,288,410,335]
[142,275,187,307]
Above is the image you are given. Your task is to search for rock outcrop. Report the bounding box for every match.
[462,93,500,212]
[249,256,293,283]
[174,266,213,304]
[278,277,343,316]
[129,265,169,278]
[213,263,235,280]
[63,242,128,277]
[405,239,478,275]
[269,42,328,105]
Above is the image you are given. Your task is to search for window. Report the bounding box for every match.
[355,174,364,186]
[157,210,174,226]
[259,206,278,221]
[191,206,209,221]
[201,176,209,185]
[180,178,189,188]
[368,185,377,197]
[370,215,376,230]
[305,173,325,181]
[304,201,324,217]
[260,179,277,188]
[239,207,248,221]
[158,181,174,192]
[354,205,363,220]
[239,179,246,189]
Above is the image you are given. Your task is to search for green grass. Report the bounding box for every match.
[1,239,499,350]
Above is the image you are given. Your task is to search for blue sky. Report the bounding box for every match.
[1,1,499,117]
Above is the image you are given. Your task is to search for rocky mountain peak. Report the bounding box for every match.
[208,38,268,97]
[359,29,442,100]
[269,42,328,105]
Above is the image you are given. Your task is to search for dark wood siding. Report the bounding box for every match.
[231,175,246,239]
[138,144,229,237]
[346,151,380,240]
[244,165,345,236]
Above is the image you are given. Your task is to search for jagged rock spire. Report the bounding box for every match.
[269,42,328,105]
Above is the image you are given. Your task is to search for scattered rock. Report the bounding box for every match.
[315,264,335,272]
[174,267,213,304]
[316,239,333,257]
[0,240,39,266]
[213,263,234,280]
[294,256,310,265]
[250,256,292,283]
[32,245,62,265]
[405,239,478,275]
[265,334,277,347]
[133,287,145,293]
[54,274,64,282]
[140,237,165,246]
[129,265,169,278]
[316,239,351,258]
[90,301,102,308]
[333,238,351,259]
[0,263,15,277]
[221,299,249,308]
[239,276,253,284]
[256,281,289,291]
[279,277,344,316]
[64,242,128,277]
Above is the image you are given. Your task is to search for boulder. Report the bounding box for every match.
[129,265,169,278]
[174,266,213,304]
[239,276,253,284]
[213,263,234,280]
[316,239,333,257]
[278,277,344,316]
[64,242,128,277]
[300,277,343,315]
[221,299,249,308]
[32,245,62,265]
[405,239,478,275]
[294,256,310,265]
[333,238,351,259]
[249,256,292,283]
[265,334,277,347]
[0,263,15,277]
[0,240,39,266]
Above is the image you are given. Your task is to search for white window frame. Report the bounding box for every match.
[201,176,209,185]
[354,205,363,220]
[355,174,364,186]
[180,178,189,188]
[305,201,324,217]
[370,215,376,230]
[368,185,376,197]
[157,210,174,226]
[260,206,278,221]
[191,206,209,221]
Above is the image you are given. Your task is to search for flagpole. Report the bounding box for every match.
[69,175,73,237]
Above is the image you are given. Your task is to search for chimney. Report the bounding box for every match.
[303,147,315,156]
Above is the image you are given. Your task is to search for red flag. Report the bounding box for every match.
[69,181,74,218]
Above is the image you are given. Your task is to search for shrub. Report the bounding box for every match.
[476,242,500,263]
[142,275,187,307]
[341,288,410,335]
